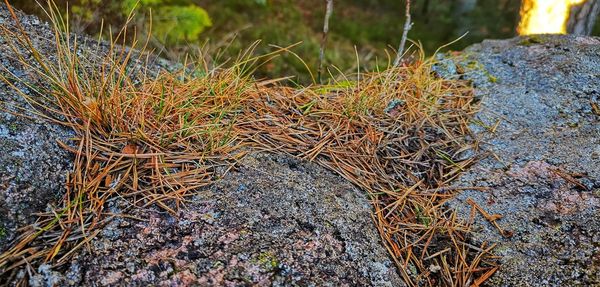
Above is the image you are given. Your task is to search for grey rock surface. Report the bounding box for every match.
[447,35,600,286]
[0,4,74,250]
[29,153,403,287]
[0,3,176,253]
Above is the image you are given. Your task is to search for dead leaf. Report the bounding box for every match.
[122,144,138,155]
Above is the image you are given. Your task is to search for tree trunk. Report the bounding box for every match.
[453,0,478,36]
[567,0,600,35]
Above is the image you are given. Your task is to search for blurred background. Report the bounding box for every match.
[10,0,600,83]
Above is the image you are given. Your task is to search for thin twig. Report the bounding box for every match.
[318,0,334,84]
[394,0,412,67]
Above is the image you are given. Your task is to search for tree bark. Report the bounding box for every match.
[567,0,600,35]
[453,0,478,36]
[455,0,479,13]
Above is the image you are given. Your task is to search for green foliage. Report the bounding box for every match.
[70,0,103,22]
[151,5,212,44]
[10,0,546,83]
[122,1,212,45]
[122,0,164,13]
[12,0,212,46]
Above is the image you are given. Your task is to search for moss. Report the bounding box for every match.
[459,57,498,84]
[518,35,546,47]
[534,35,571,46]
[8,122,18,133]
[465,59,482,70]
[414,206,431,227]
[256,252,279,270]
[0,225,6,240]
[467,59,497,83]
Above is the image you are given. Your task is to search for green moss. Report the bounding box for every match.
[0,225,6,240]
[256,252,279,270]
[414,206,431,227]
[518,35,545,47]
[457,57,498,84]
[8,122,18,133]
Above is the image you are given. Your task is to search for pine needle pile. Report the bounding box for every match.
[0,2,497,286]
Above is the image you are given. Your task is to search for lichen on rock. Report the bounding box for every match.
[447,35,600,286]
[0,5,74,252]
[24,153,403,286]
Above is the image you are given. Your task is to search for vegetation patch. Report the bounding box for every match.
[0,225,6,240]
[0,2,497,286]
[517,35,546,46]
[256,252,279,271]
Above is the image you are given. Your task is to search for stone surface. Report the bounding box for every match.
[30,153,402,286]
[446,35,600,286]
[0,3,74,250]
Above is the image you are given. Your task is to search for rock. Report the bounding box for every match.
[0,3,74,251]
[447,35,600,286]
[30,154,403,286]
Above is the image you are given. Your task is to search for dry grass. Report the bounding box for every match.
[0,1,497,286]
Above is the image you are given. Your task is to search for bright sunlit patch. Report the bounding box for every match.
[518,0,586,35]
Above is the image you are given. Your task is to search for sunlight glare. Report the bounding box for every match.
[518,0,586,35]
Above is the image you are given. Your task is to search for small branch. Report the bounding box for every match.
[318,0,334,84]
[394,0,412,67]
